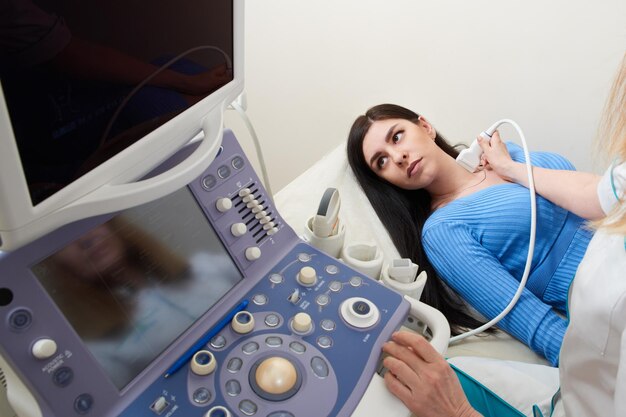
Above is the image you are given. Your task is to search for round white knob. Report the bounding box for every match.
[292,312,312,333]
[340,297,380,329]
[297,266,317,286]
[232,311,255,334]
[32,338,57,360]
[245,247,261,261]
[231,223,247,237]
[191,350,216,376]
[216,198,232,212]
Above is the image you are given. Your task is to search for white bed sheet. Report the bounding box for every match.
[273,142,548,366]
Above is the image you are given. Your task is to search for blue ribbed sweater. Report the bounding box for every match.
[423,143,593,366]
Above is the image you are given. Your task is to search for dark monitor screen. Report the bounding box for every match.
[31,187,243,390]
[0,0,234,205]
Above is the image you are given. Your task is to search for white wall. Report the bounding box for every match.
[225,0,626,194]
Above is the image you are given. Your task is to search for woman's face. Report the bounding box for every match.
[54,224,128,282]
[362,117,441,190]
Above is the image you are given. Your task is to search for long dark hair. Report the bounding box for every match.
[346,103,489,335]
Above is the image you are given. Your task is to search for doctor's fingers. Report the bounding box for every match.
[385,357,476,417]
[383,355,421,390]
[383,363,416,407]
[383,340,424,376]
[391,331,442,364]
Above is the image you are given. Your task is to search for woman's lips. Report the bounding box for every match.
[407,158,422,178]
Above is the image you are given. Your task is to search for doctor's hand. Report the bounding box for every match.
[477,131,525,183]
[382,332,481,417]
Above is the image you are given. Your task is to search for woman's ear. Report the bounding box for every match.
[418,116,437,139]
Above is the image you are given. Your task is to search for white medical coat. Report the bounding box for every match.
[556,161,626,417]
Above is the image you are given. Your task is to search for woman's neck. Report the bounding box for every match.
[428,158,492,210]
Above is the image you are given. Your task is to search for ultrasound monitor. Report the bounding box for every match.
[0,0,244,251]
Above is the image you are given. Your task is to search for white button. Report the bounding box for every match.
[251,205,265,214]
[191,350,217,376]
[267,227,279,236]
[255,211,267,219]
[232,311,255,334]
[216,198,233,212]
[297,266,317,286]
[260,217,270,225]
[245,247,261,261]
[32,338,57,360]
[246,200,259,209]
[242,194,255,203]
[239,188,251,197]
[231,223,247,237]
[292,312,312,333]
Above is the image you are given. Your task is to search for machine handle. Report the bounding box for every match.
[352,296,450,417]
[66,109,223,212]
[404,295,450,355]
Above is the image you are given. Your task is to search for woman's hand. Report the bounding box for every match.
[477,131,524,182]
[382,332,480,417]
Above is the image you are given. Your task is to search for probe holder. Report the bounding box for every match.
[381,266,428,302]
[341,242,384,280]
[302,216,346,258]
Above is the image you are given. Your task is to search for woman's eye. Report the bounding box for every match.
[377,156,388,169]
[392,131,403,143]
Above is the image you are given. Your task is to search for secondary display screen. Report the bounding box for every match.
[1,0,234,205]
[32,187,243,390]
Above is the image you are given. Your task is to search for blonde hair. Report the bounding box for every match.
[594,52,626,233]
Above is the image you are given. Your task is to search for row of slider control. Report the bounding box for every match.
[240,187,279,235]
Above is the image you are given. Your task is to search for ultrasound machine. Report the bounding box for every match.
[0,1,449,416]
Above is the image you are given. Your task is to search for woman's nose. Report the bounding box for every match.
[392,150,408,165]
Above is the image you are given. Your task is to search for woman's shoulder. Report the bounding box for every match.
[506,142,576,170]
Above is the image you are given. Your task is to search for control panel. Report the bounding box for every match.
[120,243,408,417]
[0,130,409,417]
